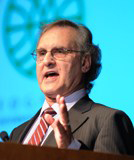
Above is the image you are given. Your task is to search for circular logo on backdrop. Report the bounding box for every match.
[3,0,84,79]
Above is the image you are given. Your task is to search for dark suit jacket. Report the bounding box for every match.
[9,96,134,155]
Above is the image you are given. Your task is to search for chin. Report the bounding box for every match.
[43,87,66,97]
[42,88,58,97]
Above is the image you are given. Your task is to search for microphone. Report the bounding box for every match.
[0,131,9,142]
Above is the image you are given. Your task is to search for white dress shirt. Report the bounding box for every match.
[23,89,86,149]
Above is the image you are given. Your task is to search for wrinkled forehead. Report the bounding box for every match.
[37,26,80,49]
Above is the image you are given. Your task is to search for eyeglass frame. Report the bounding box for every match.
[31,47,86,62]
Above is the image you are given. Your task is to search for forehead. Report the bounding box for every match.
[37,26,78,49]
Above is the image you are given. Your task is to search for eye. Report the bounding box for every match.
[52,48,62,54]
[37,50,47,56]
[58,48,65,53]
[53,48,68,54]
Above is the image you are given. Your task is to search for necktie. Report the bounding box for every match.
[28,108,56,145]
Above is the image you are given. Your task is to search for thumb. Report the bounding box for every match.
[44,114,55,125]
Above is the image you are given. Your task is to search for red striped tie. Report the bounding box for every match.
[28,108,56,146]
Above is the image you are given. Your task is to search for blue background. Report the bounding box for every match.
[0,0,134,140]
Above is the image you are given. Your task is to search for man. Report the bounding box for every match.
[9,20,134,155]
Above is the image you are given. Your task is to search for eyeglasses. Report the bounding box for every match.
[31,47,85,62]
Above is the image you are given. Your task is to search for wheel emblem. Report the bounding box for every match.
[3,0,84,78]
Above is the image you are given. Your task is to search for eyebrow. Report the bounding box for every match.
[36,48,46,51]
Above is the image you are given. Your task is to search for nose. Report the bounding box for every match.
[43,51,56,67]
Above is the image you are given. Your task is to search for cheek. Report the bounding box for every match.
[70,62,83,80]
[57,63,70,83]
[60,61,81,82]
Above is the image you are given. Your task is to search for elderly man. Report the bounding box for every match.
[9,20,134,155]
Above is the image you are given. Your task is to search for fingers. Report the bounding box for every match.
[56,95,69,129]
[45,111,67,137]
[45,95,72,148]
[45,95,69,129]
[53,119,72,148]
[45,115,71,148]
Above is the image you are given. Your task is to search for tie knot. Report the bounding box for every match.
[43,107,56,116]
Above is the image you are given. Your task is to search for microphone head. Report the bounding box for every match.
[0,131,9,142]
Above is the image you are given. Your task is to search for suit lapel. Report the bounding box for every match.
[44,95,93,147]
[69,95,93,134]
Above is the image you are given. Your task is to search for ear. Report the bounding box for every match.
[81,55,91,73]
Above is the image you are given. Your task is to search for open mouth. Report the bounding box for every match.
[45,71,59,78]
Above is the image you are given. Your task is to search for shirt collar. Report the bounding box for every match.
[40,89,86,116]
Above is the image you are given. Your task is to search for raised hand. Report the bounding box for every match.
[45,95,73,148]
